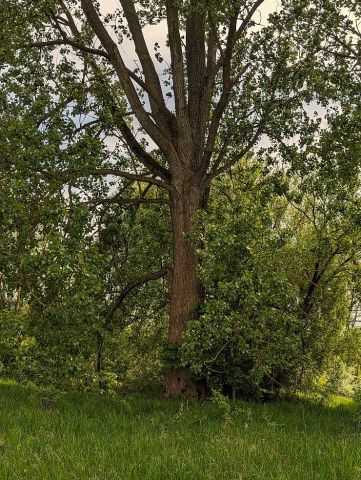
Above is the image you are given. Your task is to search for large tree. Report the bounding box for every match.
[0,0,346,395]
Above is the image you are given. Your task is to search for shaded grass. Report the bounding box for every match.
[0,379,360,479]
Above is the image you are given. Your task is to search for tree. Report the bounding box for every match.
[0,79,172,388]
[182,152,361,399]
[0,0,345,395]
[0,152,171,389]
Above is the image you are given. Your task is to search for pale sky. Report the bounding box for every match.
[98,1,281,64]
[99,0,280,19]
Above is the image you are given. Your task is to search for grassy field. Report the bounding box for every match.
[0,380,360,480]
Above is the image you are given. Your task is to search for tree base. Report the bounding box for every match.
[164,368,205,398]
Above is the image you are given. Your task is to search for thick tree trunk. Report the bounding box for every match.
[164,181,204,397]
[169,187,202,344]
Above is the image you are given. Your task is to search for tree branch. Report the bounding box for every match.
[24,39,110,59]
[109,102,171,181]
[88,196,170,206]
[206,123,263,181]
[235,0,266,41]
[56,0,173,180]
[119,0,169,130]
[39,167,173,191]
[203,62,251,169]
[166,2,190,137]
[186,7,206,147]
[104,267,169,327]
[80,0,175,153]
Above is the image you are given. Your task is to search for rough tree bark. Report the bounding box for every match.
[165,178,204,396]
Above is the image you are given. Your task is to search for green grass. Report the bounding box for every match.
[0,380,360,480]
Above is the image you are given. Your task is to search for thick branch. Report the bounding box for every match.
[109,104,171,181]
[53,2,172,180]
[104,267,169,327]
[88,196,170,206]
[125,68,176,127]
[119,0,168,127]
[40,167,173,191]
[166,2,190,137]
[186,7,206,147]
[80,0,174,153]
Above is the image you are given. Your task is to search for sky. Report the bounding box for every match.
[99,0,281,20]
[98,1,281,66]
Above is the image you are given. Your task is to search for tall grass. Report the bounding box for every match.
[0,379,360,479]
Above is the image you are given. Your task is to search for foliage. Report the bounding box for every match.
[307,357,357,403]
[209,389,232,418]
[0,178,170,390]
[182,159,361,398]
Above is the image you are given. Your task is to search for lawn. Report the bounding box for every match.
[0,380,360,480]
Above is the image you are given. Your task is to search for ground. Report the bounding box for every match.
[0,380,360,480]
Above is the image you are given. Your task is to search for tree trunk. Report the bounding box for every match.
[94,331,106,392]
[164,180,204,397]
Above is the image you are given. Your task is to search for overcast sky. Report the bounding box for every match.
[99,1,280,19]
[97,1,281,63]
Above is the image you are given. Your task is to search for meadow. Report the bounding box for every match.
[0,380,360,480]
